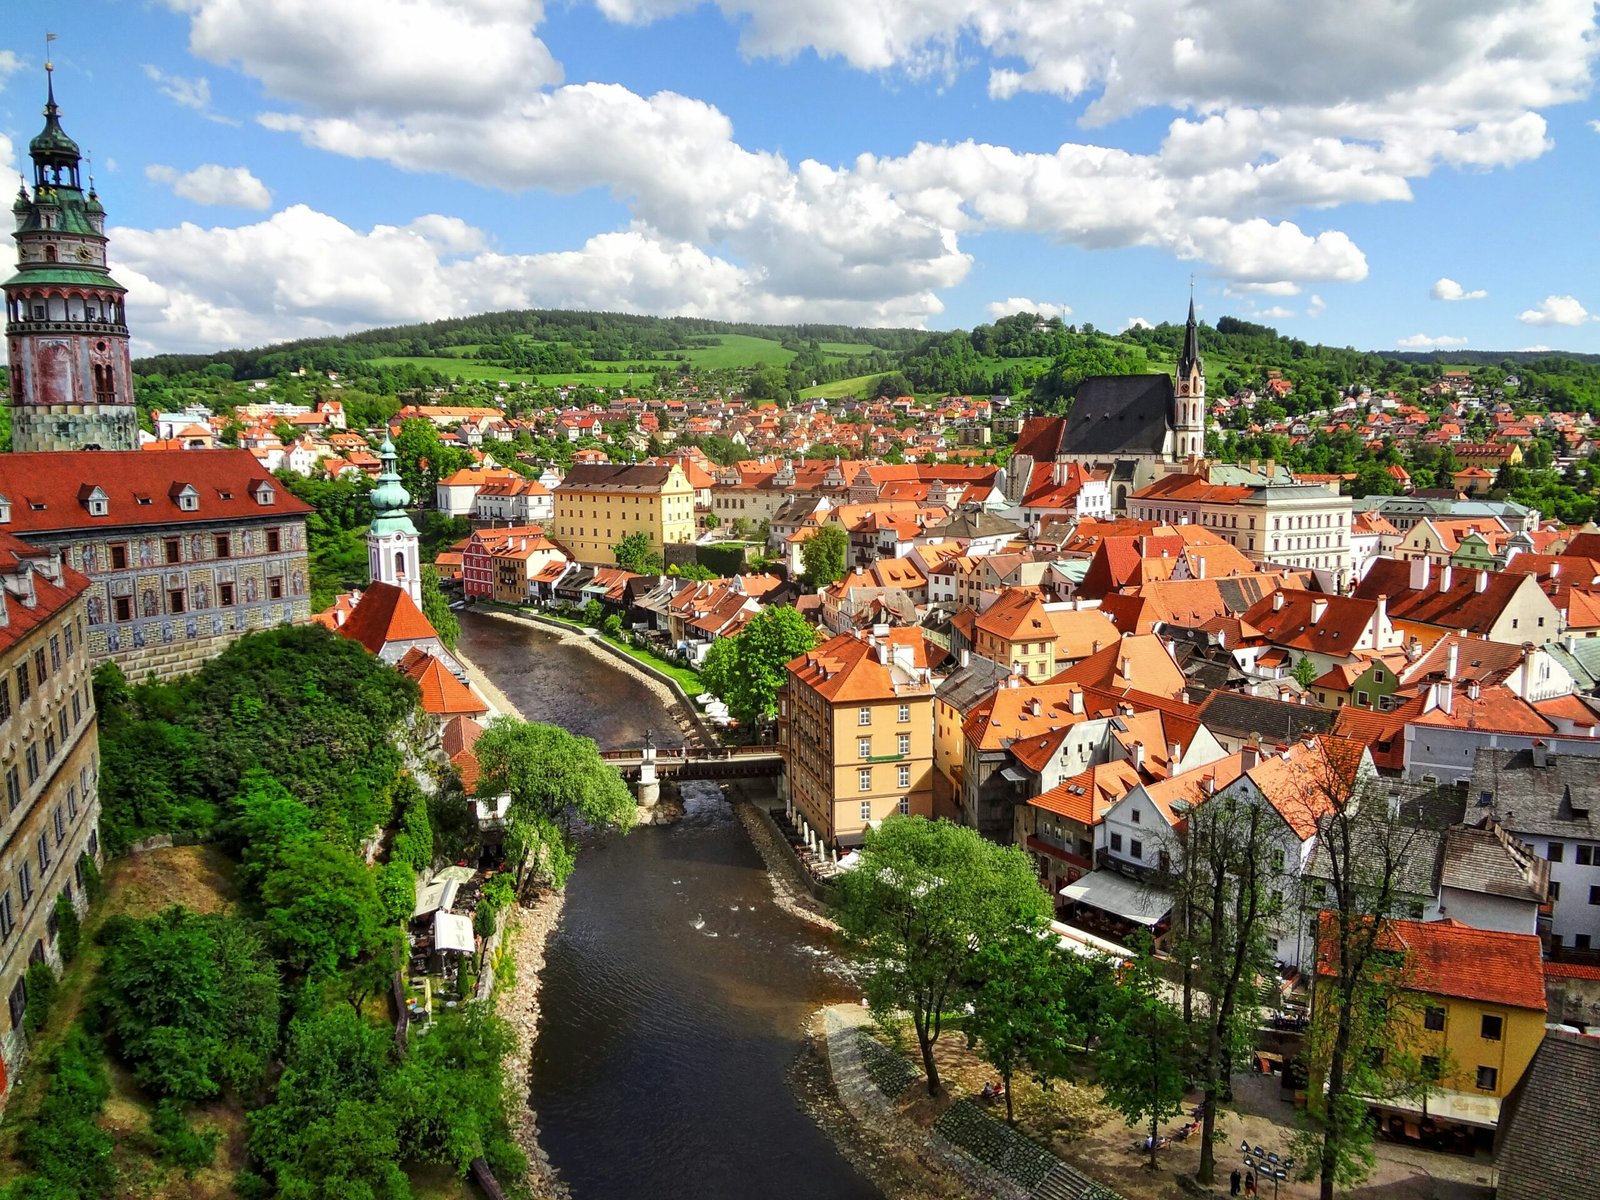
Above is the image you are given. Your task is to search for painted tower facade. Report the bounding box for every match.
[1173,295,1206,460]
[5,66,137,453]
[368,439,422,607]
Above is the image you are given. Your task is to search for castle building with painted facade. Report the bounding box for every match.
[0,68,312,681]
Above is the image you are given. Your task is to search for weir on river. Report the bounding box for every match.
[457,612,879,1200]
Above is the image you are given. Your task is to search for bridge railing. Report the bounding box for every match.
[599,744,781,762]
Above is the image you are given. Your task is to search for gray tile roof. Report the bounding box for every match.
[1439,822,1549,904]
[1195,692,1338,743]
[935,653,1011,715]
[1061,375,1176,457]
[1495,1031,1600,1200]
[1473,747,1600,842]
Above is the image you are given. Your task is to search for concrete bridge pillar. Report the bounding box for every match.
[636,733,660,807]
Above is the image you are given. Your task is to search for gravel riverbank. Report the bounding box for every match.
[497,893,571,1200]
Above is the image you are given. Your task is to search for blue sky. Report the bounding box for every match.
[4,0,1598,356]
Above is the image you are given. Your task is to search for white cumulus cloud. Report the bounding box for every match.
[1431,276,1487,301]
[109,206,948,354]
[0,50,21,91]
[1257,305,1296,320]
[1307,294,1327,318]
[1518,295,1594,326]
[1397,333,1469,349]
[985,297,1071,320]
[1122,316,1153,331]
[146,164,273,210]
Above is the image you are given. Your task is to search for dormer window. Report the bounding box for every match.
[0,495,10,525]
[253,482,276,506]
[78,484,109,518]
[170,483,200,513]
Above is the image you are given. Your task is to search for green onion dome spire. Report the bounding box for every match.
[369,438,417,536]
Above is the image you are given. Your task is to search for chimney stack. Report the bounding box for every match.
[1409,557,1431,591]
[1028,697,1042,717]
[1131,741,1145,770]
[1167,739,1181,764]
[1069,689,1084,714]
[1438,564,1453,592]
[1311,598,1328,624]
[1242,740,1260,770]
[1476,569,1489,593]
[1446,641,1459,682]
[1273,591,1285,611]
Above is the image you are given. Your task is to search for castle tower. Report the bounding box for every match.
[1173,294,1206,461]
[5,63,138,452]
[368,438,421,606]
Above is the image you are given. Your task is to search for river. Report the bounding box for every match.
[457,611,879,1200]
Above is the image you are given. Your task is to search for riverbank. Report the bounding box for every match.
[731,794,838,933]
[454,636,571,1199]
[497,891,571,1200]
[470,608,705,748]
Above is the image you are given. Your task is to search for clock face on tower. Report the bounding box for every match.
[76,247,93,263]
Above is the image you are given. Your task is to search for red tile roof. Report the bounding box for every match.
[334,583,439,654]
[1316,916,1547,1010]
[0,449,311,533]
[0,535,88,654]
[398,648,489,717]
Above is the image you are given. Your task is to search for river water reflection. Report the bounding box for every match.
[457,612,879,1200]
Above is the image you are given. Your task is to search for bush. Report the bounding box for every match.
[54,893,81,965]
[10,1026,114,1199]
[22,960,58,1035]
[149,1099,219,1175]
[375,861,416,927]
[391,776,433,872]
[97,908,281,1102]
[79,852,104,903]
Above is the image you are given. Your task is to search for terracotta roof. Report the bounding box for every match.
[1144,753,1249,824]
[1354,560,1545,635]
[1235,736,1362,839]
[0,449,311,533]
[1240,589,1384,654]
[1315,915,1547,1010]
[335,583,439,654]
[975,588,1055,641]
[398,648,489,717]
[1032,760,1143,824]
[1132,473,1254,504]
[962,683,1087,751]
[1053,634,1187,698]
[0,535,89,655]
[785,628,932,704]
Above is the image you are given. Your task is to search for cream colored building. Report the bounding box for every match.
[778,628,935,850]
[1131,472,1354,582]
[550,462,695,566]
[0,535,100,1100]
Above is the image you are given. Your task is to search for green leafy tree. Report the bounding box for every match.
[473,718,637,891]
[964,928,1101,1124]
[1296,768,1437,1200]
[1294,655,1319,689]
[835,816,1051,1095]
[612,530,663,574]
[420,565,460,650]
[375,860,417,927]
[1166,794,1276,1184]
[10,1026,115,1199]
[260,841,385,978]
[224,770,317,893]
[96,908,281,1102]
[702,605,817,725]
[21,960,57,1036]
[390,773,435,872]
[800,523,849,588]
[53,892,81,965]
[1094,935,1190,1171]
[394,418,471,498]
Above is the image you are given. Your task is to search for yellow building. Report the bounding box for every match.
[1314,917,1546,1137]
[778,628,935,851]
[0,534,101,1100]
[550,463,695,566]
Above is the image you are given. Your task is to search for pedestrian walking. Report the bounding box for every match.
[1230,1168,1242,1195]
[1245,1171,1256,1196]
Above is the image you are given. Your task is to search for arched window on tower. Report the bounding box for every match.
[44,245,57,263]
[394,550,406,578]
[92,364,116,405]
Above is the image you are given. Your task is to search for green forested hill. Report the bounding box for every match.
[127,306,1600,413]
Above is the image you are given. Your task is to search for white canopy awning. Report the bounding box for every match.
[413,877,458,919]
[1059,870,1172,927]
[434,910,474,954]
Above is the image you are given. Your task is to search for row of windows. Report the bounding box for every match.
[0,626,77,725]
[858,797,912,822]
[108,575,286,622]
[858,765,914,791]
[856,734,913,759]
[858,704,913,726]
[1545,841,1598,865]
[7,715,91,816]
[0,815,96,950]
[4,843,96,1032]
[103,527,284,570]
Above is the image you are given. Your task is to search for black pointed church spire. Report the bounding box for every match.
[1177,291,1202,380]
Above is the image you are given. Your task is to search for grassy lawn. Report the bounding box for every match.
[679,334,797,370]
[0,846,240,1195]
[368,355,543,383]
[799,372,893,399]
[529,609,707,697]
[817,341,879,357]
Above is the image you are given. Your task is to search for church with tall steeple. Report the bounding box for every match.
[5,61,138,452]
[367,438,422,608]
[1006,294,1209,512]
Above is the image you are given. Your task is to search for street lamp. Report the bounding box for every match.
[1238,1140,1294,1198]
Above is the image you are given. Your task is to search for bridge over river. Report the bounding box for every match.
[598,743,784,782]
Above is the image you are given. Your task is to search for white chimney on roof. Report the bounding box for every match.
[1273,591,1285,611]
[1131,740,1145,770]
[1409,557,1431,591]
[1475,569,1490,593]
[1446,641,1459,681]
[1310,598,1328,624]
[1438,563,1453,592]
[1069,690,1084,714]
